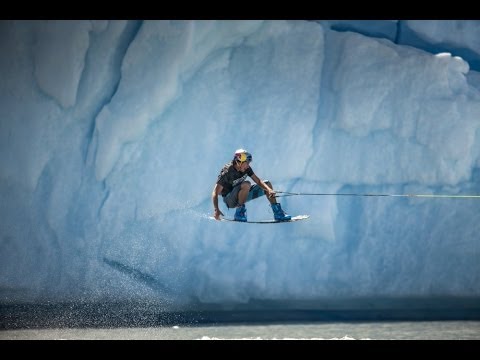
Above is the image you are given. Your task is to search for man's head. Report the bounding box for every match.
[234,149,252,163]
[233,149,252,170]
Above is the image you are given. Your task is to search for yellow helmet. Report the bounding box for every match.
[234,149,252,163]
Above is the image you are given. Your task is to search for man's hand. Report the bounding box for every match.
[266,189,276,199]
[214,208,224,220]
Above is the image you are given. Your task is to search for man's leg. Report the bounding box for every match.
[232,181,250,222]
[246,180,275,204]
[237,181,251,205]
[263,180,276,205]
[261,180,291,221]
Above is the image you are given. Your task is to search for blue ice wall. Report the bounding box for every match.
[0,20,479,308]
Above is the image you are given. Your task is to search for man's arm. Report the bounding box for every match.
[251,174,275,199]
[212,183,225,220]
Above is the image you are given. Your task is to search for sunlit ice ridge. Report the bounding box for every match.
[1,20,480,323]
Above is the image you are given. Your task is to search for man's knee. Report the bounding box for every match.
[265,180,273,189]
[240,181,251,190]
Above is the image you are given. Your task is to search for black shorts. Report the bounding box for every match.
[223,181,268,208]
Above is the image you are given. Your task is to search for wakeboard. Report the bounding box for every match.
[209,214,309,224]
